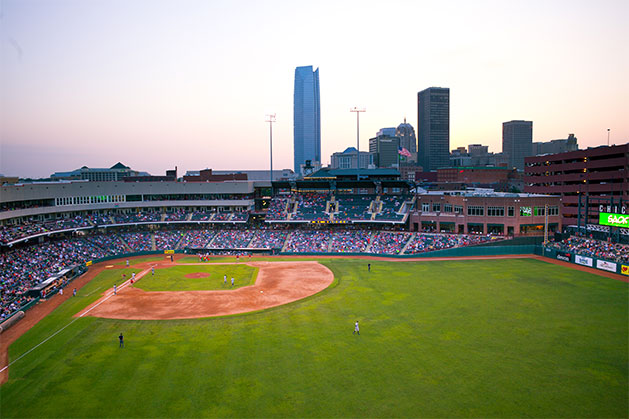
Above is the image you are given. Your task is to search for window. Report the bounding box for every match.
[534,206,545,216]
[508,206,515,217]
[548,206,559,216]
[432,203,441,212]
[444,203,453,213]
[520,206,532,216]
[467,205,484,216]
[487,206,505,217]
[454,205,463,214]
[421,203,430,212]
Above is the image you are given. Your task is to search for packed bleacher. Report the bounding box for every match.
[368,231,412,254]
[85,233,128,255]
[177,230,216,248]
[284,230,330,252]
[265,196,291,221]
[154,231,184,250]
[118,232,153,252]
[249,230,289,249]
[546,236,629,263]
[210,229,255,248]
[0,216,93,244]
[328,230,372,253]
[163,209,189,222]
[404,233,493,254]
[1,237,107,320]
[111,212,162,224]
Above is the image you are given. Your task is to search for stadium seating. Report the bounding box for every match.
[546,236,629,263]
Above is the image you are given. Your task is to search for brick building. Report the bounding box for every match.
[524,143,628,228]
[409,190,562,237]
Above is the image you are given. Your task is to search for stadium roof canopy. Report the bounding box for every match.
[306,168,400,180]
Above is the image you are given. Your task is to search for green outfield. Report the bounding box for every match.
[134,264,258,291]
[1,258,627,418]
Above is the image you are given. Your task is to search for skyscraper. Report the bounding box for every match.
[502,120,533,170]
[417,87,450,171]
[293,66,321,174]
[396,118,417,163]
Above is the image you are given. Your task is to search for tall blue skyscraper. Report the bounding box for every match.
[293,66,321,174]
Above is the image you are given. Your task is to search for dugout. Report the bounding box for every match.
[28,264,85,298]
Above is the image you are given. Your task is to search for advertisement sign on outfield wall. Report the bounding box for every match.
[556,252,571,262]
[621,265,629,276]
[596,260,617,272]
[575,255,593,267]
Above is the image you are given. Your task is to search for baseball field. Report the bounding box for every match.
[1,256,627,418]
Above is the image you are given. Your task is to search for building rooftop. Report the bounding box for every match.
[422,189,556,198]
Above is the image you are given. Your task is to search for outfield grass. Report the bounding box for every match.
[134,264,258,291]
[1,258,627,418]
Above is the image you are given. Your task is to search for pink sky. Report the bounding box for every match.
[1,0,628,177]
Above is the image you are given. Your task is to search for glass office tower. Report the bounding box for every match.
[417,87,450,171]
[293,66,321,174]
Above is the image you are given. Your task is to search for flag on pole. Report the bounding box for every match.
[398,147,412,158]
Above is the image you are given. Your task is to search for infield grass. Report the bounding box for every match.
[112,256,165,266]
[2,258,627,418]
[133,264,258,291]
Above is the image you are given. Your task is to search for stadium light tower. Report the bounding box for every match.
[266,114,276,182]
[607,128,610,146]
[350,107,366,180]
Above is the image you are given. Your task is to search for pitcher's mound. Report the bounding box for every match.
[184,272,210,279]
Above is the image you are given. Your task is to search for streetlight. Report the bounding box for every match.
[266,114,276,182]
[350,107,366,180]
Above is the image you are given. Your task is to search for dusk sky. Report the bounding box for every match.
[1,0,628,178]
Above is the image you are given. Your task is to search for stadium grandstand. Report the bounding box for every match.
[2,174,628,323]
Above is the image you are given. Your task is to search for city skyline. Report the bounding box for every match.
[1,0,628,178]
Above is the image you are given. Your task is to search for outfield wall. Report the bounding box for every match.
[541,247,628,276]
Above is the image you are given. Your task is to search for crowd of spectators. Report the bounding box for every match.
[546,236,629,263]
[0,216,92,244]
[177,230,216,248]
[404,233,493,254]
[284,230,330,252]
[265,196,291,221]
[85,234,128,255]
[211,229,256,248]
[1,238,106,319]
[118,232,152,252]
[111,211,163,224]
[154,231,184,250]
[249,230,289,249]
[328,230,372,253]
[163,209,189,222]
[369,232,412,254]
